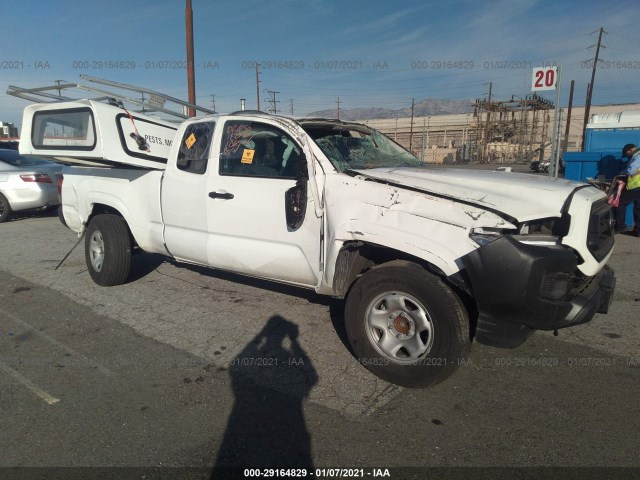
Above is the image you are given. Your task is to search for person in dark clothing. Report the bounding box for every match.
[615,144,640,236]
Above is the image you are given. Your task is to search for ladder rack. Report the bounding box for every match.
[7,75,215,121]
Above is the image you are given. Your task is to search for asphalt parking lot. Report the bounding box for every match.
[1,210,639,478]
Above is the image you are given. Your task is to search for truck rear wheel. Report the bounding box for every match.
[85,214,132,286]
[345,260,470,388]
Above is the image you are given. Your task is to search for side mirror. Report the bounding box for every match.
[284,155,308,230]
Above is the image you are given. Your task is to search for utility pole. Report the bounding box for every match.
[421,118,426,162]
[482,81,492,163]
[581,27,606,150]
[185,0,196,117]
[266,90,280,114]
[255,64,261,111]
[289,99,294,116]
[210,94,216,113]
[549,66,562,178]
[409,99,415,152]
[563,80,575,153]
[336,97,341,119]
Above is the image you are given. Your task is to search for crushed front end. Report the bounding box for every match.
[462,187,616,348]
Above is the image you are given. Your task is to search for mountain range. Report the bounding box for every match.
[305,98,475,121]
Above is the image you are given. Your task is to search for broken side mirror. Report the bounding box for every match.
[285,156,308,230]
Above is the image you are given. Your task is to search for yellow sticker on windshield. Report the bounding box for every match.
[185,133,196,149]
[241,149,255,164]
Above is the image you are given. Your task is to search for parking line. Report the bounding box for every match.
[0,362,60,405]
[0,308,113,376]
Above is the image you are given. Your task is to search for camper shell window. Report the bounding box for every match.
[31,108,96,150]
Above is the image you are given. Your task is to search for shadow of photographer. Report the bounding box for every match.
[211,315,318,477]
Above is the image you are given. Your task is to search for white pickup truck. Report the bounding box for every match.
[19,100,616,387]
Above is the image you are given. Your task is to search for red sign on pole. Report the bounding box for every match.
[532,67,558,91]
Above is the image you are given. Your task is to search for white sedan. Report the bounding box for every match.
[0,148,62,223]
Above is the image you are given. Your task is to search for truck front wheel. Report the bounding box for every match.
[345,260,470,388]
[85,214,132,286]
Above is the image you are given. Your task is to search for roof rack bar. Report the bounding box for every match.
[80,75,214,115]
[7,83,78,94]
[6,86,75,103]
[7,75,216,120]
[74,84,190,119]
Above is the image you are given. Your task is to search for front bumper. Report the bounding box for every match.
[462,235,616,348]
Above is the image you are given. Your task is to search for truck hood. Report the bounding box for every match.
[352,167,588,222]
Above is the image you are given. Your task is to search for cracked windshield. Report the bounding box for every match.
[302,122,422,172]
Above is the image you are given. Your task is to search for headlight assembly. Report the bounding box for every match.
[469,227,503,246]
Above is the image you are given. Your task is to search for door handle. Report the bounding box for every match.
[208,191,234,200]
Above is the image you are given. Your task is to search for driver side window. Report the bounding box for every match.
[218,120,303,179]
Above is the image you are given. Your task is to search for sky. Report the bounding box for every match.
[1,0,639,130]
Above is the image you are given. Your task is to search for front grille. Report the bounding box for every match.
[587,198,615,261]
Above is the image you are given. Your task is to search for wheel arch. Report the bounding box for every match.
[332,240,465,297]
[85,203,136,247]
[332,241,478,335]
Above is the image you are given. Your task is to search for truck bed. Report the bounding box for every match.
[60,165,168,256]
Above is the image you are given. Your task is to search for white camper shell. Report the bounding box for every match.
[19,100,178,170]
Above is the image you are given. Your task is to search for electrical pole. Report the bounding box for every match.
[409,99,415,152]
[549,66,562,178]
[185,0,196,117]
[289,99,294,115]
[210,94,216,113]
[482,81,492,163]
[421,117,426,162]
[336,97,341,120]
[255,64,261,111]
[563,80,575,153]
[581,27,606,150]
[266,90,280,114]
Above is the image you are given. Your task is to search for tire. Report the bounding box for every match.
[345,260,470,388]
[84,214,132,286]
[0,193,12,223]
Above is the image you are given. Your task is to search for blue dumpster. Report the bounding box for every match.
[564,151,634,229]
[563,110,640,230]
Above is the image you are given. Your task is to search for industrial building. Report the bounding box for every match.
[362,103,640,165]
[0,121,19,140]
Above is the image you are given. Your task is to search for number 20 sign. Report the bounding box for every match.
[531,66,557,91]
